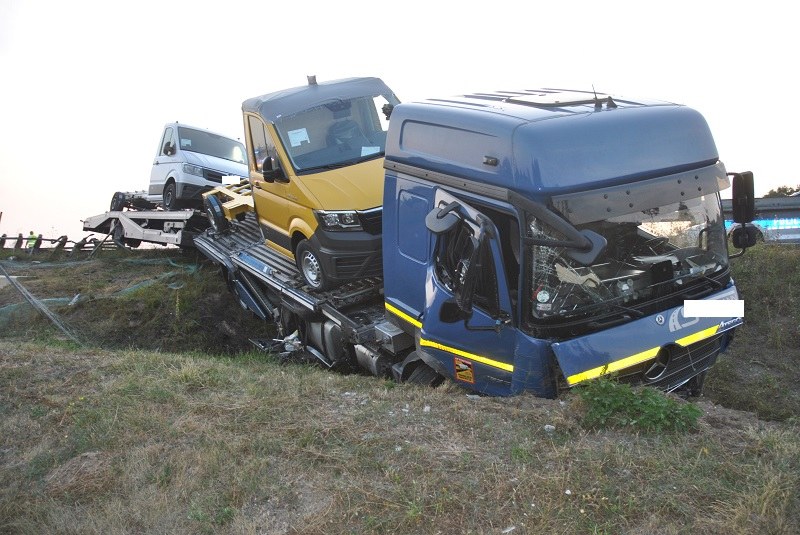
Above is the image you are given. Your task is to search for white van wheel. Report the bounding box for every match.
[163,182,180,211]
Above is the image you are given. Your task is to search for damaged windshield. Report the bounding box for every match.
[527,194,728,323]
[274,93,398,172]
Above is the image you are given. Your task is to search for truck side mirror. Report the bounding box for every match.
[425,201,461,234]
[730,171,755,223]
[261,156,288,184]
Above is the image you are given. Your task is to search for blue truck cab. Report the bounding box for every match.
[383,89,748,397]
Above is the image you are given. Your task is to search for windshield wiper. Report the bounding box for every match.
[301,153,384,172]
[301,162,353,171]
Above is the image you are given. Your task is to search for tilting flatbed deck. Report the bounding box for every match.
[82,209,209,248]
[193,214,389,356]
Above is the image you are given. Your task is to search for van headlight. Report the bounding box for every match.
[182,163,204,177]
[315,210,362,231]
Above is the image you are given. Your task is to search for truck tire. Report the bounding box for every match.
[163,182,181,211]
[406,362,443,387]
[204,195,230,234]
[295,239,330,291]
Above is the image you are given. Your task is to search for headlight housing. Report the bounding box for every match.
[315,210,362,231]
[182,163,204,177]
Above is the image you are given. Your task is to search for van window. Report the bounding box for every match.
[273,92,399,172]
[248,116,276,172]
[159,127,175,156]
[175,126,246,164]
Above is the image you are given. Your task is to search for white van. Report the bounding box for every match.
[149,122,248,210]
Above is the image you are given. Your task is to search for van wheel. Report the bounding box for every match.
[204,195,230,234]
[110,191,126,211]
[163,182,181,211]
[295,239,330,291]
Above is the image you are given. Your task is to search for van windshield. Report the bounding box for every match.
[177,127,247,164]
[274,93,399,172]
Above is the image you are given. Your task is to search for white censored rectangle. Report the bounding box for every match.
[684,300,744,318]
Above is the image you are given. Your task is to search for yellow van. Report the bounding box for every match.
[242,77,399,290]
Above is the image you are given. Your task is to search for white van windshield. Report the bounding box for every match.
[177,127,247,164]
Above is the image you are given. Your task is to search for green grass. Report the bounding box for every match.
[705,243,800,420]
[1,339,798,534]
[576,377,702,433]
[1,245,799,533]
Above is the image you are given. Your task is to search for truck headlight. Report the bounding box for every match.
[315,210,362,231]
[182,163,204,177]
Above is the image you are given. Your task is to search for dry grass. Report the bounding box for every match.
[1,245,799,533]
[705,243,800,421]
[0,249,269,353]
[1,341,798,534]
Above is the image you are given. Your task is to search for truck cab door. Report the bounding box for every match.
[418,188,517,396]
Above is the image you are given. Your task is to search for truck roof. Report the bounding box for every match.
[242,77,396,122]
[384,89,721,196]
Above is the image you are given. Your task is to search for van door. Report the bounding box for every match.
[418,188,517,396]
[150,126,178,197]
[245,115,294,254]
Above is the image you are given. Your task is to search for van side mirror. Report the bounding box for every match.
[730,171,755,223]
[261,156,288,184]
[163,142,176,156]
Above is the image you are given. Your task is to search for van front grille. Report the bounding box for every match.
[358,208,382,235]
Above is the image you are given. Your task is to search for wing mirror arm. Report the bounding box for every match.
[507,190,606,266]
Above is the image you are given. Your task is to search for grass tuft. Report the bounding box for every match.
[576,377,702,433]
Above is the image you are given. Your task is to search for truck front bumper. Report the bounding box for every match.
[550,285,742,391]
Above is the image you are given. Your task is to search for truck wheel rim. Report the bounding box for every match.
[301,253,322,287]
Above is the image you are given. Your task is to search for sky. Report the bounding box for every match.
[1,0,797,239]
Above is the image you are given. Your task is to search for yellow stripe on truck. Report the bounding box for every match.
[419,338,514,373]
[566,347,661,386]
[566,324,721,386]
[675,325,720,347]
[385,302,422,329]
[385,302,512,372]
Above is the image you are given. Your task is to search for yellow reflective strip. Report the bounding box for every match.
[420,338,514,372]
[566,346,661,386]
[384,302,422,329]
[675,325,720,347]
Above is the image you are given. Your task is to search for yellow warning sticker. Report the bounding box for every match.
[454,357,475,384]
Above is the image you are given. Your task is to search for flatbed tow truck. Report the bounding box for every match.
[84,84,760,398]
[191,86,759,398]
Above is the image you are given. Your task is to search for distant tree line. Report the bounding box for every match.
[764,185,799,197]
